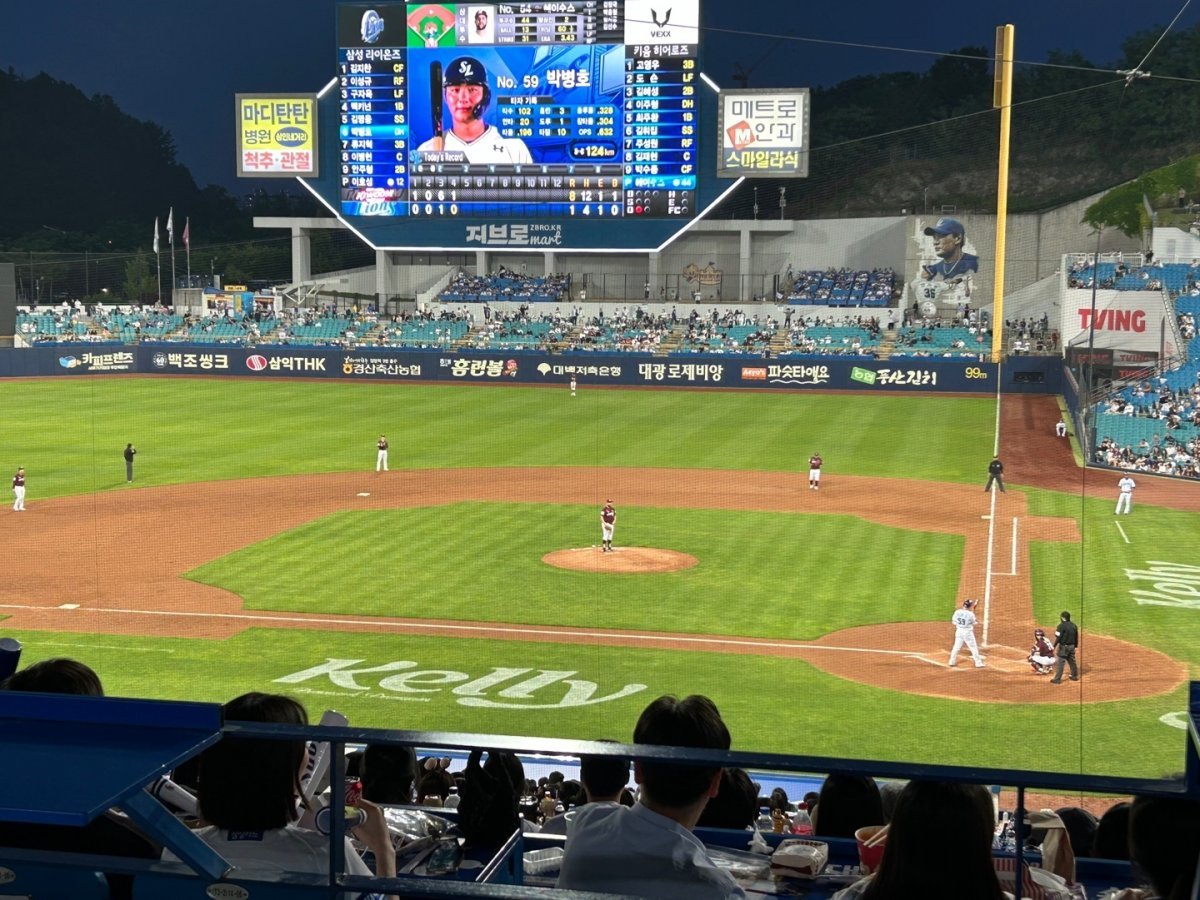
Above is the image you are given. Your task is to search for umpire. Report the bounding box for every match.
[983,455,1005,493]
[1049,610,1079,683]
[124,443,137,483]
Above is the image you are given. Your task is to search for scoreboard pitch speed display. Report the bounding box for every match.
[336,1,700,221]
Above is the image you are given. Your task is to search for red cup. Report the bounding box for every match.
[855,825,887,875]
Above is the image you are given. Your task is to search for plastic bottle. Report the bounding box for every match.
[443,785,461,809]
[790,808,814,836]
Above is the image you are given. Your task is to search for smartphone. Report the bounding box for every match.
[424,836,463,876]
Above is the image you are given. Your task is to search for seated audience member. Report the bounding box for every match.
[170,692,396,893]
[878,779,907,823]
[812,773,884,839]
[458,749,529,846]
[1091,800,1132,860]
[360,743,418,805]
[832,781,1006,900]
[1054,806,1099,859]
[541,745,631,835]
[557,693,745,899]
[416,766,455,806]
[0,658,159,900]
[696,767,759,830]
[1110,792,1200,900]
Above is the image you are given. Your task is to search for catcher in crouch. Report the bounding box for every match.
[1028,628,1055,674]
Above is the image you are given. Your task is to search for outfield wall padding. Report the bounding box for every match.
[0,346,1061,393]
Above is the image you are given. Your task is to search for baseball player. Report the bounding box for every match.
[12,467,25,511]
[808,453,823,490]
[948,599,985,668]
[1115,475,1135,514]
[1055,418,1068,438]
[570,375,577,396]
[600,500,616,552]
[376,435,389,472]
[417,57,533,164]
[1028,628,1055,674]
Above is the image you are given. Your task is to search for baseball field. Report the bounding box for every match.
[1,376,1197,778]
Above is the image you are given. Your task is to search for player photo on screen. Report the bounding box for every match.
[467,6,494,43]
[408,45,623,166]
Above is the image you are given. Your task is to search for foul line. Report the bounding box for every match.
[1115,520,1131,544]
[0,602,921,657]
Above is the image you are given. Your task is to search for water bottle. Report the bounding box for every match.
[791,808,813,836]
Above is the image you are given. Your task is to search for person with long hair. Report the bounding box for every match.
[833,780,1006,900]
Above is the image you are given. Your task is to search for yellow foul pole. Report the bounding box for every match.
[991,24,1014,363]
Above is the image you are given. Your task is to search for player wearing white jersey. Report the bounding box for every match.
[417,56,533,165]
[947,599,985,668]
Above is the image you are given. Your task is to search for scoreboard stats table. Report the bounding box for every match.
[335,1,700,222]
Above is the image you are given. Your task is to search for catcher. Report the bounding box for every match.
[1028,628,1055,674]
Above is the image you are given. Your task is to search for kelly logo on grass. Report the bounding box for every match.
[1125,561,1200,608]
[275,659,648,709]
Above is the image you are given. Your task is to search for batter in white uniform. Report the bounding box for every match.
[948,599,985,668]
[416,56,533,165]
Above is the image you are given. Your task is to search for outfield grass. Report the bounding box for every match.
[4,377,1198,778]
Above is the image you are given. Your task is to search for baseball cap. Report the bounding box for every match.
[446,56,488,86]
[923,217,965,237]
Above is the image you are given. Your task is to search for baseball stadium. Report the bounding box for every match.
[4,4,1200,897]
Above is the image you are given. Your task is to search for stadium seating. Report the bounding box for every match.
[782,268,894,307]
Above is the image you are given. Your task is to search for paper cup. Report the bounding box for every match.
[855,825,887,875]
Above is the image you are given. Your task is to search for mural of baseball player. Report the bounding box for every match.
[1028,628,1055,674]
[910,217,979,313]
[947,599,985,668]
[600,500,616,552]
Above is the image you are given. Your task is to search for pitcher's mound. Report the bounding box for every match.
[543,547,698,574]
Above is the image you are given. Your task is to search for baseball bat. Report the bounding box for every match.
[430,61,444,152]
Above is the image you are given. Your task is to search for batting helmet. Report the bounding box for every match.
[1034,628,1045,637]
[444,56,490,118]
[962,599,977,609]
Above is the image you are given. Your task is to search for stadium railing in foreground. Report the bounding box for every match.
[2,685,1199,899]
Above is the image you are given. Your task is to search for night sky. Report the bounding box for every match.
[3,0,1196,192]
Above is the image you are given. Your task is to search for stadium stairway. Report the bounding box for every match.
[875,329,899,359]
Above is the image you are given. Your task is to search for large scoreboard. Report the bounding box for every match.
[306,1,732,250]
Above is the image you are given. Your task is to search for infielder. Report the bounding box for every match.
[948,599,985,668]
[600,500,616,553]
[12,467,26,512]
[808,453,823,490]
[376,435,389,472]
[1028,628,1055,674]
[1115,475,1135,514]
[570,375,577,396]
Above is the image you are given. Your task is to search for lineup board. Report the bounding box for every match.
[335,1,700,220]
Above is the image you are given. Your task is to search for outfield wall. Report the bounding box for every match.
[0,346,1061,393]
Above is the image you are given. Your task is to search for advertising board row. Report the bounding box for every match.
[0,346,1042,393]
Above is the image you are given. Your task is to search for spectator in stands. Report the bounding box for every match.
[1054,806,1099,859]
[541,744,631,836]
[878,780,907,823]
[695,767,759,830]
[831,781,1005,900]
[1091,800,1132,860]
[1109,792,1200,900]
[360,742,418,805]
[812,773,884,839]
[0,658,160,900]
[174,692,396,891]
[557,693,744,898]
[458,749,530,845]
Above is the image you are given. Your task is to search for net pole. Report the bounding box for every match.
[990,24,1015,363]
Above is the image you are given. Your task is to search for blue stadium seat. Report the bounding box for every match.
[0,858,109,898]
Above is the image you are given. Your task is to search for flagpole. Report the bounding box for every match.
[184,217,191,286]
[154,216,162,305]
[168,207,177,306]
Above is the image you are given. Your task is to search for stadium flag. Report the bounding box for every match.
[153,217,159,254]
[183,217,190,250]
[167,207,174,245]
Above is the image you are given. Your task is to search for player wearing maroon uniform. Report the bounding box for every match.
[1028,628,1055,674]
[11,467,25,511]
[376,435,389,472]
[600,500,616,552]
[808,454,823,490]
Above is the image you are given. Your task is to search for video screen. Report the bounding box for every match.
[336,1,699,219]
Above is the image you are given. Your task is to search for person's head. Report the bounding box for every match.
[861,781,1004,900]
[813,773,883,839]
[1055,806,1099,859]
[126,443,132,449]
[474,8,488,30]
[361,742,418,804]
[695,767,758,830]
[768,786,790,812]
[417,767,455,802]
[198,692,309,831]
[878,779,907,823]
[444,56,490,126]
[1061,610,1072,622]
[1091,800,1132,860]
[1128,793,1200,899]
[0,657,103,696]
[923,218,967,260]
[16,467,23,476]
[633,694,730,809]
[579,745,631,802]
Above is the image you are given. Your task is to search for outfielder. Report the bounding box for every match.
[11,467,25,512]
[376,435,389,472]
[1115,475,1135,514]
[808,453,823,490]
[600,500,616,553]
[948,599,985,668]
[1028,628,1055,674]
